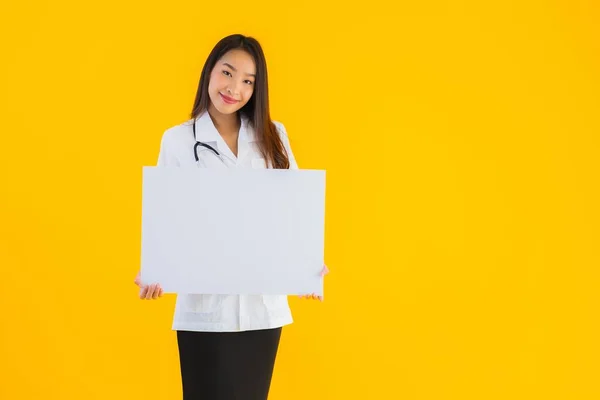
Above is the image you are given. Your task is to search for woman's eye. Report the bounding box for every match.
[222,70,232,77]
[245,80,254,85]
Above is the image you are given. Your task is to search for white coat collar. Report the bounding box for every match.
[193,110,257,161]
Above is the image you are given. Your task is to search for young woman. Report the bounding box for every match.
[133,34,329,400]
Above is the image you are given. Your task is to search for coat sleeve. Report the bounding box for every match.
[156,128,181,167]
[274,121,298,170]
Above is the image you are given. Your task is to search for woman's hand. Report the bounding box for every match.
[134,271,163,300]
[298,264,329,302]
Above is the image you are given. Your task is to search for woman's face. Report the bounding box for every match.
[208,49,256,115]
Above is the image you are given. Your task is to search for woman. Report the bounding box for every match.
[133,34,329,400]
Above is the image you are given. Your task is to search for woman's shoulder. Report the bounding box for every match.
[272,120,289,139]
[160,118,194,146]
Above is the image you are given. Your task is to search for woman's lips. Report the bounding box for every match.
[220,93,239,104]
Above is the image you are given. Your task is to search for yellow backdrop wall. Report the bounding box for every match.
[1,1,599,399]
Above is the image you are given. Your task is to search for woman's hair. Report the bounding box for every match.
[190,34,290,169]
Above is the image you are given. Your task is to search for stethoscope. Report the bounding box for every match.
[192,119,226,163]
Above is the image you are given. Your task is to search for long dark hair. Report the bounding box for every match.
[190,34,290,169]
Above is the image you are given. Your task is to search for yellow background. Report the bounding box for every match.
[1,1,599,399]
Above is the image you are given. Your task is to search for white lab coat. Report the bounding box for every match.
[156,110,296,332]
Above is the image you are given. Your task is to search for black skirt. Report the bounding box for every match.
[176,327,282,400]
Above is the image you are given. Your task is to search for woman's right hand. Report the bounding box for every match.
[134,271,163,300]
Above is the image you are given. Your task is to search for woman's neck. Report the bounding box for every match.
[207,104,240,137]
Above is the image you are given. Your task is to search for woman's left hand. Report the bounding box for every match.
[299,264,329,302]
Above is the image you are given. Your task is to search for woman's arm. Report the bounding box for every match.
[134,128,178,299]
[274,121,329,300]
[274,121,298,170]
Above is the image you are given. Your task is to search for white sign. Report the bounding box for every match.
[140,167,326,295]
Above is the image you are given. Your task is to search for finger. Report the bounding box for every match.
[143,285,150,300]
[158,287,164,297]
[139,286,148,299]
[151,284,160,299]
[150,284,160,300]
[153,285,162,299]
[321,265,329,277]
[145,284,156,300]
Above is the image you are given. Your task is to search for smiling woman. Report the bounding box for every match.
[190,34,290,169]
[133,33,329,400]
